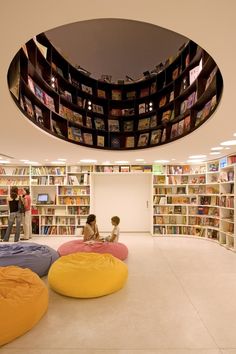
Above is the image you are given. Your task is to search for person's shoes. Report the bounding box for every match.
[20,238,29,241]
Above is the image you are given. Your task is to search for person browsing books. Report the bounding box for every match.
[3,187,22,242]
[21,188,32,240]
[83,214,100,242]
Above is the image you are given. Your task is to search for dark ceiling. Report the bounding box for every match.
[46,19,187,82]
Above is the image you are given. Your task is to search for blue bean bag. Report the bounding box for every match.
[0,242,59,277]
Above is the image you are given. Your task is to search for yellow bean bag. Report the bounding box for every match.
[48,252,128,298]
[0,266,48,346]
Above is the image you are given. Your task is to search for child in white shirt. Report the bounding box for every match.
[106,216,120,242]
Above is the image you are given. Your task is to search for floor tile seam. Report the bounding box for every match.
[154,243,221,351]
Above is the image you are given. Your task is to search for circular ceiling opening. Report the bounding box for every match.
[8,19,223,151]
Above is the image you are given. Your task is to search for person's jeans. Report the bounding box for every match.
[4,212,22,242]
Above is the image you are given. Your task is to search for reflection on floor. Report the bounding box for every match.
[2,233,236,354]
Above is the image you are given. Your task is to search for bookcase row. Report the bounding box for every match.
[8,33,223,150]
[0,156,235,249]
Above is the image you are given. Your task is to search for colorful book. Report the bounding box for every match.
[97,89,106,98]
[94,117,105,131]
[123,120,134,132]
[68,126,83,142]
[97,135,105,147]
[34,105,43,124]
[125,136,135,148]
[81,84,93,95]
[108,119,119,132]
[83,133,93,145]
[86,116,93,129]
[138,118,150,131]
[92,104,104,114]
[150,130,162,145]
[126,91,136,100]
[112,89,122,100]
[137,133,149,147]
[150,115,158,128]
[24,96,34,117]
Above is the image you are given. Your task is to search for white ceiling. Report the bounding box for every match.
[46,19,187,81]
[0,1,236,166]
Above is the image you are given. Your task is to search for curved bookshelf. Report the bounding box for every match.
[8,33,223,150]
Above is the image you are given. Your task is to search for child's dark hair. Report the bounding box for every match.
[10,186,18,200]
[111,216,120,225]
[86,214,96,225]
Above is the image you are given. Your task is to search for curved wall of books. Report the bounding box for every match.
[8,33,223,150]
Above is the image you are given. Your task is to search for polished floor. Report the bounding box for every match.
[2,234,236,354]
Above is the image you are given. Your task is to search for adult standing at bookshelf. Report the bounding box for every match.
[3,187,22,242]
[83,214,100,241]
[21,188,32,240]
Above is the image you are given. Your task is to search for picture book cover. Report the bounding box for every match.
[126,91,136,100]
[81,84,93,95]
[94,117,105,131]
[150,115,158,128]
[169,90,174,102]
[177,119,184,136]
[97,89,106,98]
[183,115,191,132]
[97,135,105,147]
[150,129,162,145]
[138,103,147,114]
[68,126,83,142]
[110,108,122,116]
[28,76,35,93]
[121,108,135,116]
[125,136,135,148]
[52,121,64,137]
[161,110,172,124]
[112,89,122,100]
[170,123,178,139]
[92,104,104,114]
[83,133,93,145]
[34,105,43,125]
[137,133,149,147]
[86,116,93,129]
[123,120,134,132]
[159,96,167,107]
[108,119,120,132]
[24,96,34,117]
[34,84,44,103]
[138,117,150,131]
[72,112,83,126]
[161,128,167,143]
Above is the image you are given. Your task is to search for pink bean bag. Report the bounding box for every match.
[57,240,128,260]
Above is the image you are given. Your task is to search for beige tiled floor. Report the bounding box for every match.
[1,234,236,354]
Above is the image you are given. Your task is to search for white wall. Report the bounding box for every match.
[91,173,152,232]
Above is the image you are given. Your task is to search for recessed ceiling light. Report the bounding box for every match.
[154,160,170,163]
[211,147,223,151]
[189,155,207,159]
[220,140,236,146]
[102,161,111,165]
[187,159,205,163]
[20,159,29,162]
[58,158,67,161]
[0,160,10,164]
[171,158,176,161]
[80,159,97,163]
[210,152,221,155]
[135,159,144,162]
[114,161,129,164]
[233,133,236,137]
[225,147,231,150]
